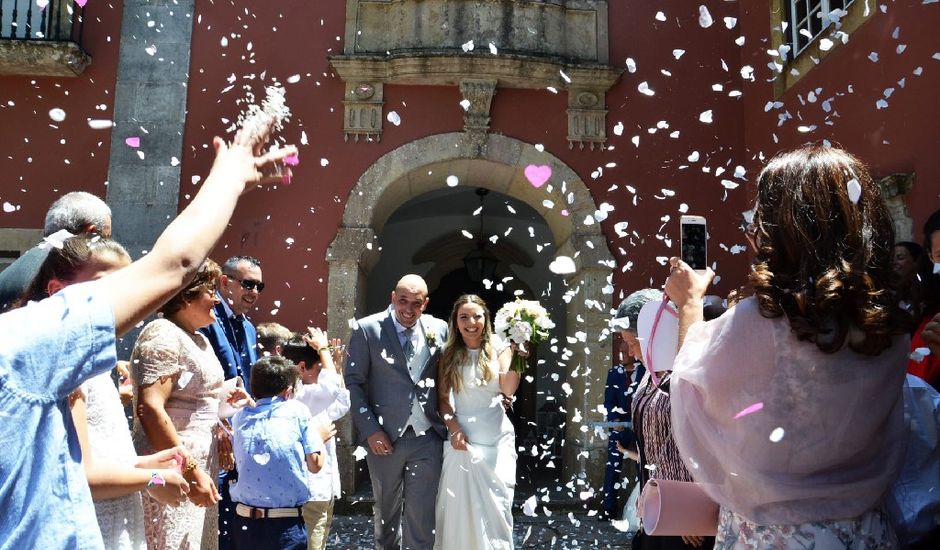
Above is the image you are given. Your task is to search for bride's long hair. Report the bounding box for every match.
[440,294,495,393]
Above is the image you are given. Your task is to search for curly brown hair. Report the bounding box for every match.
[159,258,221,317]
[746,145,909,356]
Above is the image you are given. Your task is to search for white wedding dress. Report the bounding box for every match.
[434,347,517,550]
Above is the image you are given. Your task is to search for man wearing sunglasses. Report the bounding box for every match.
[200,255,264,550]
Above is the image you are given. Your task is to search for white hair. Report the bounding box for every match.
[43,192,111,237]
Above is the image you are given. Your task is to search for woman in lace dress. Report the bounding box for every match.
[131,258,230,550]
[18,236,190,549]
[435,295,520,550]
[667,146,910,548]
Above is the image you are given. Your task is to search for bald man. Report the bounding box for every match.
[345,274,448,549]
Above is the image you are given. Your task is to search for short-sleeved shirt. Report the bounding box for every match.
[0,281,116,549]
[230,397,322,508]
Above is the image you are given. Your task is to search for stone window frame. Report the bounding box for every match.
[769,0,877,98]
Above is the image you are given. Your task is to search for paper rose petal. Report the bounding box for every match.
[524,165,551,188]
[846,178,862,204]
[733,402,764,419]
[125,136,140,148]
[284,154,300,166]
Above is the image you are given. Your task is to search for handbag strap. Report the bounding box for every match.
[645,296,677,387]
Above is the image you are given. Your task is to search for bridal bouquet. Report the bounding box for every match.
[494,299,555,373]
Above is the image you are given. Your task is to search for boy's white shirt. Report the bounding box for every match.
[296,370,350,500]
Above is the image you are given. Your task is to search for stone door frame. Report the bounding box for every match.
[328,132,615,491]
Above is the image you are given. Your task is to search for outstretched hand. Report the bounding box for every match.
[664,257,715,308]
[209,115,298,193]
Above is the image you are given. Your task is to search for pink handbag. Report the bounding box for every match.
[639,479,719,536]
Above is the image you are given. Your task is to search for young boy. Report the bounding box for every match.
[256,321,292,357]
[282,328,350,550]
[230,356,324,550]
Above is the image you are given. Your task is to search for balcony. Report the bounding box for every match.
[0,0,90,77]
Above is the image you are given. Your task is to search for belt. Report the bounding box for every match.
[235,503,302,519]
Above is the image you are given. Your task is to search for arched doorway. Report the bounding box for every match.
[327,132,615,497]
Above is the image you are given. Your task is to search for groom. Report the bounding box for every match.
[345,274,449,549]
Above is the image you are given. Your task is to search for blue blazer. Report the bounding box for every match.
[200,301,258,391]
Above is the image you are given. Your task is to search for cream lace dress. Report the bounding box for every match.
[81,371,146,549]
[131,318,223,550]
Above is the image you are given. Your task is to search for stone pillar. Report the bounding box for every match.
[557,233,614,493]
[105,0,195,355]
[326,226,380,495]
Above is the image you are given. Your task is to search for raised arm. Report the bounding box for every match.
[101,121,296,336]
[664,257,714,349]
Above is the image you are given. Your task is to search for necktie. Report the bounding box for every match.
[402,327,415,363]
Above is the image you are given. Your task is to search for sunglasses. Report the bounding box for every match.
[234,278,265,292]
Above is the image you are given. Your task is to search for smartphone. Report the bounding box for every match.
[680,215,707,272]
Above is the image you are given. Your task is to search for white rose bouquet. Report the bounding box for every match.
[494,299,555,373]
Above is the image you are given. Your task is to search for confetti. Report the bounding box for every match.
[909,347,931,362]
[386,111,401,126]
[252,452,271,465]
[655,11,667,22]
[125,136,141,148]
[3,202,18,213]
[699,110,713,123]
[286,74,301,84]
[698,5,713,28]
[48,108,66,122]
[846,178,862,204]
[637,81,655,96]
[446,175,459,187]
[613,122,624,136]
[548,256,576,275]
[769,428,785,442]
[461,40,475,52]
[524,165,551,188]
[87,119,114,129]
[734,402,764,419]
[522,495,538,517]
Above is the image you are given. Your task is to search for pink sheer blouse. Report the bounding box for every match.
[670,296,908,525]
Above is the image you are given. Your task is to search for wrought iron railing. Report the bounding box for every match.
[0,0,85,46]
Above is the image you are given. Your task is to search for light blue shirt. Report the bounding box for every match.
[230,396,322,508]
[0,281,116,549]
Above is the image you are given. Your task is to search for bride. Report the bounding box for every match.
[435,295,522,550]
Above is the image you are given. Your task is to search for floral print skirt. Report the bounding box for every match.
[715,506,897,549]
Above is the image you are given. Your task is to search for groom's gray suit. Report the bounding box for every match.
[346,305,448,550]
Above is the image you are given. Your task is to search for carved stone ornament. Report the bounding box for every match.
[342,82,384,143]
[459,79,497,133]
[567,88,608,150]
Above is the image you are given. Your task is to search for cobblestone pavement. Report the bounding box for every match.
[325,512,635,549]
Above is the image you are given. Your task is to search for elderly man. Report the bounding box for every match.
[199,255,264,550]
[0,191,111,311]
[345,274,448,549]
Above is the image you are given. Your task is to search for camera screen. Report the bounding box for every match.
[681,223,707,270]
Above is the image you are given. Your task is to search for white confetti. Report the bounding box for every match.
[626,58,637,73]
[320,158,329,167]
[698,5,713,28]
[672,49,685,60]
[819,38,834,51]
[699,110,713,123]
[87,119,114,129]
[461,230,474,239]
[286,74,301,84]
[638,81,655,96]
[846,178,862,204]
[461,40,475,52]
[353,446,368,461]
[386,111,401,126]
[459,99,471,111]
[613,121,624,136]
[488,42,498,55]
[48,108,66,122]
[446,175,459,187]
[655,11,667,22]
[145,44,157,56]
[2,202,18,213]
[769,427,785,442]
[549,256,577,275]
[523,495,538,517]
[724,17,738,29]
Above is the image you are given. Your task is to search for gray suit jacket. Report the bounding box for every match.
[345,309,448,444]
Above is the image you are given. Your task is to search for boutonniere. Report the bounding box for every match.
[426,332,439,349]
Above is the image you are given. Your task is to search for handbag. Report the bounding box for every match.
[638,478,719,536]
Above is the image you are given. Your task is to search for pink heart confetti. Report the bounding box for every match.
[561,209,569,216]
[284,154,299,166]
[75,0,87,7]
[125,136,140,148]
[734,402,764,419]
[524,164,551,188]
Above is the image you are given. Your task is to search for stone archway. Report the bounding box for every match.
[327,132,615,494]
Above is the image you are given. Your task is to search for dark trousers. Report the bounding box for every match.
[218,468,238,550]
[231,514,306,550]
[602,436,625,515]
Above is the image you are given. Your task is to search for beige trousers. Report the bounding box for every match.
[301,498,334,550]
